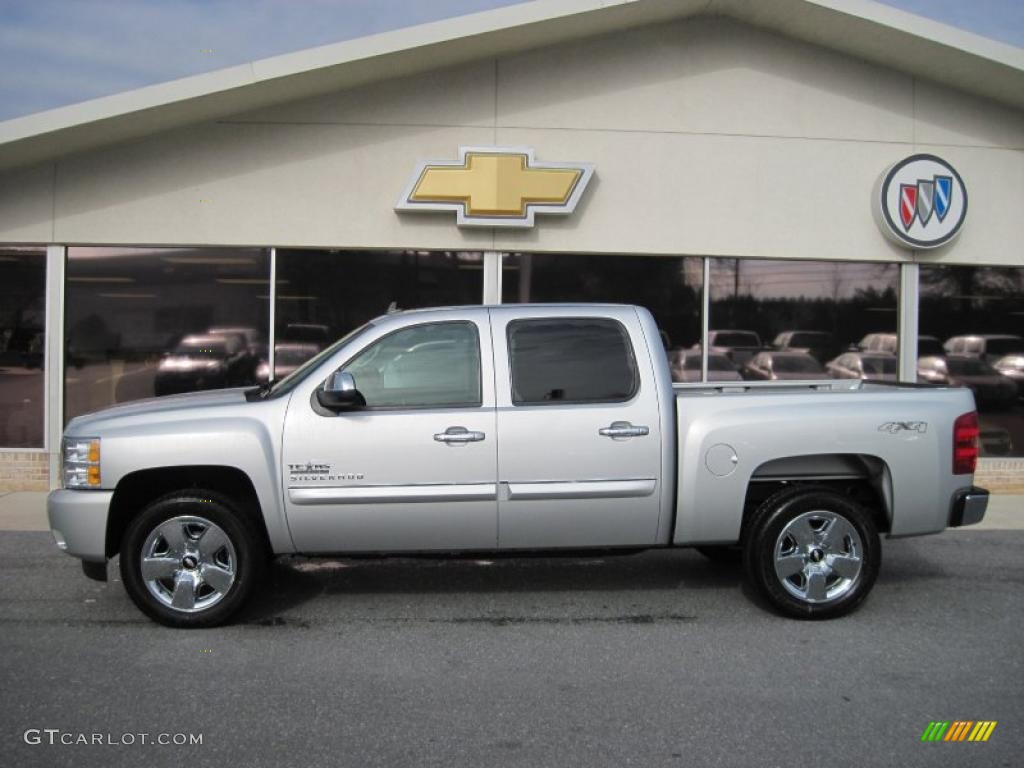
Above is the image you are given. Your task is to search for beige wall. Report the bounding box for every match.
[0,17,1021,266]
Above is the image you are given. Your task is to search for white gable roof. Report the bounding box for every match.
[0,0,1021,171]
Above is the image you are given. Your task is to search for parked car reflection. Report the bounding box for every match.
[667,350,742,383]
[154,333,252,396]
[826,352,898,381]
[943,334,1024,365]
[771,331,837,364]
[703,330,763,367]
[854,332,944,358]
[917,355,1018,409]
[994,355,1024,399]
[742,351,828,381]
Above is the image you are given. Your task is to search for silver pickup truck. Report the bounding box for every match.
[48,304,988,627]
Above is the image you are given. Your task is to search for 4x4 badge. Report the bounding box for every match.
[878,421,928,434]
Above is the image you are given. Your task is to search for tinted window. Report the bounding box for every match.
[275,249,484,378]
[508,319,637,405]
[502,252,703,357]
[342,322,480,408]
[920,265,1024,457]
[710,258,898,371]
[65,247,270,419]
[0,246,45,448]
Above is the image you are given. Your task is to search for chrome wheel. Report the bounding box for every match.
[141,515,237,613]
[773,510,863,604]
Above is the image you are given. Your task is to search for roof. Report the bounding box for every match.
[0,0,1021,172]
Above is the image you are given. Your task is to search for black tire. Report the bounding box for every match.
[695,545,742,564]
[120,490,266,628]
[742,485,880,619]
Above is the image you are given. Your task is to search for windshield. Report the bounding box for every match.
[772,355,823,373]
[263,322,374,398]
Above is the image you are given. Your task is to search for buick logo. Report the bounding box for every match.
[877,154,967,249]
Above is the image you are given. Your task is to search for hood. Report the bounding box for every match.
[66,388,250,435]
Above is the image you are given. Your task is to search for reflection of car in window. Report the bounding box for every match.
[703,330,763,367]
[918,355,1017,409]
[827,352,897,381]
[943,334,1024,364]
[772,331,837,363]
[668,350,741,383]
[994,355,1024,399]
[154,333,250,396]
[743,351,827,381]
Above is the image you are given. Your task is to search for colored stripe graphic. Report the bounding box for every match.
[969,722,997,742]
[944,721,971,741]
[921,721,996,742]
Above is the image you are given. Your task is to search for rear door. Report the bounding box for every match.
[491,307,663,549]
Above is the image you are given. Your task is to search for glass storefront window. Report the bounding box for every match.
[0,246,46,447]
[501,252,703,379]
[65,247,271,422]
[920,266,1024,457]
[708,259,899,382]
[273,250,484,378]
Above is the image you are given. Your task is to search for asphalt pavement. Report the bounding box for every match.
[1,518,1021,768]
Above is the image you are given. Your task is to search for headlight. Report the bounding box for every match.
[63,437,101,488]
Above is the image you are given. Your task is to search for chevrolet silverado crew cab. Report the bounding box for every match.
[48,305,989,627]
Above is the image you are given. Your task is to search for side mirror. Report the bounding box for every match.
[316,371,366,411]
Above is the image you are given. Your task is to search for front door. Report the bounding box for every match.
[490,308,664,549]
[282,315,497,552]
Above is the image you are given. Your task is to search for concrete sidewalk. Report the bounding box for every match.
[1,490,1021,532]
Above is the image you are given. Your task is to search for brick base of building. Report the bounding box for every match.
[975,459,1024,494]
[0,451,51,491]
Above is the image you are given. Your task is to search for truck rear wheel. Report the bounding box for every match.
[743,486,880,619]
[119,491,265,628]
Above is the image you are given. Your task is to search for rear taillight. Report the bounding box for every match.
[953,411,979,475]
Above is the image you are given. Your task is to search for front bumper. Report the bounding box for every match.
[949,486,989,528]
[47,489,114,563]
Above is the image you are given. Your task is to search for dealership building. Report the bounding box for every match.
[0,0,1022,492]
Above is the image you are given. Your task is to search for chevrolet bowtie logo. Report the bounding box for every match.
[396,146,595,227]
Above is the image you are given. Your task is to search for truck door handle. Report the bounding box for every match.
[434,426,485,444]
[599,421,650,439]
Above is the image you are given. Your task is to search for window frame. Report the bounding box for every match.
[506,316,640,407]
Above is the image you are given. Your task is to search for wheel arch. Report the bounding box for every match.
[743,453,893,536]
[106,465,271,559]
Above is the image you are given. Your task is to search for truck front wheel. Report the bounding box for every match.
[743,486,880,619]
[119,491,265,628]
